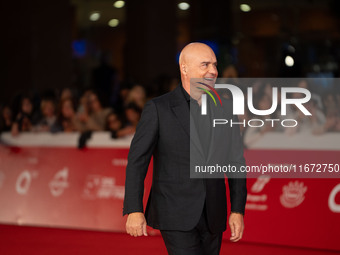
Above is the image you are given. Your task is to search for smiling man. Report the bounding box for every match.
[123,42,247,255]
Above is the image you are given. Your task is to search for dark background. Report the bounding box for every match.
[1,0,340,102]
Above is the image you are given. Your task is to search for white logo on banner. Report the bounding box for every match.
[49,167,69,197]
[251,175,271,193]
[280,181,307,208]
[246,175,270,211]
[83,175,124,200]
[328,184,340,213]
[0,171,4,188]
[16,170,38,195]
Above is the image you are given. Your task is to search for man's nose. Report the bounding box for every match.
[209,65,218,76]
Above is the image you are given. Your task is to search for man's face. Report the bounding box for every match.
[186,49,218,86]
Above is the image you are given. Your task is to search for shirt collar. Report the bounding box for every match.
[181,84,191,102]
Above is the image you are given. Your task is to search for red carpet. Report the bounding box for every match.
[0,224,337,255]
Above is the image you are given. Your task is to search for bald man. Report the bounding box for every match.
[123,43,247,255]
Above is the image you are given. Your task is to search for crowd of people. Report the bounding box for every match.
[233,79,340,147]
[0,84,148,139]
[1,78,339,145]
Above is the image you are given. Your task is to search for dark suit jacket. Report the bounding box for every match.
[123,85,247,234]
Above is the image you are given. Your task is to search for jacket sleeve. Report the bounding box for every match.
[123,100,159,215]
[227,113,247,215]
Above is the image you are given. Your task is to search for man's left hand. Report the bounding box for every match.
[229,212,244,242]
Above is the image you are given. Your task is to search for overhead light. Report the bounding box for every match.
[113,1,125,8]
[285,56,294,67]
[108,19,119,27]
[178,2,190,10]
[89,12,100,21]
[240,4,251,12]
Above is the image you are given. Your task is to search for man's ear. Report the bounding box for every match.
[181,64,187,75]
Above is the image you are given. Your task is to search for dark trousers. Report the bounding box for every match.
[160,204,223,255]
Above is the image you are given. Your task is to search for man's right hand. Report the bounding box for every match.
[126,212,148,237]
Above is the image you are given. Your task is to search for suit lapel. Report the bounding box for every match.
[170,86,205,159]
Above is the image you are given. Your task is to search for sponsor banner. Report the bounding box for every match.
[241,176,340,250]
[0,133,339,250]
[0,141,152,232]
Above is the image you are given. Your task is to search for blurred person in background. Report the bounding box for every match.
[117,103,142,138]
[77,90,92,122]
[243,93,277,147]
[11,96,36,136]
[60,88,75,101]
[86,92,112,131]
[286,98,326,135]
[316,93,340,133]
[0,104,12,133]
[53,98,84,133]
[297,79,323,110]
[114,81,133,114]
[284,81,326,135]
[323,93,337,115]
[321,108,340,133]
[33,98,57,132]
[75,90,111,131]
[119,84,131,104]
[105,112,123,138]
[124,85,146,109]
